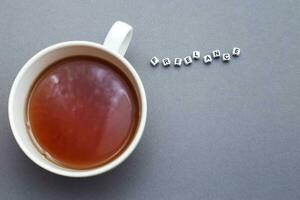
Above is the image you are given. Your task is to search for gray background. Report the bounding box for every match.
[0,0,299,199]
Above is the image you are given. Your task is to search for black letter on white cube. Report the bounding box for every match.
[162,58,171,67]
[174,58,182,67]
[222,53,231,62]
[232,48,240,56]
[212,50,221,58]
[150,56,159,66]
[203,55,212,64]
[192,51,200,60]
[184,56,192,65]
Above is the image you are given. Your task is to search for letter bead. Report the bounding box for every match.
[203,55,212,64]
[174,58,183,67]
[232,47,241,56]
[222,53,231,62]
[150,56,160,66]
[184,56,193,65]
[192,51,201,60]
[162,58,171,67]
[212,50,221,58]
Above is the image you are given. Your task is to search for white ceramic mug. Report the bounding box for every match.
[8,21,147,177]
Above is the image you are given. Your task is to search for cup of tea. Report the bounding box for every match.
[8,21,147,177]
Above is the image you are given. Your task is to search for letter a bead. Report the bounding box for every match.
[203,55,212,64]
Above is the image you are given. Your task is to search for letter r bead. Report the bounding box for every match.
[162,58,171,67]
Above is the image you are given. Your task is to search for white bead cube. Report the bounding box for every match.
[203,55,212,64]
[222,53,231,62]
[174,58,182,67]
[232,47,240,56]
[212,50,221,58]
[150,56,159,66]
[162,58,171,67]
[184,56,192,65]
[192,51,201,60]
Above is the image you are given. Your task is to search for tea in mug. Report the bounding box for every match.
[26,56,139,169]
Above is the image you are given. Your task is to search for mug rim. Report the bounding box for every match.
[8,41,147,177]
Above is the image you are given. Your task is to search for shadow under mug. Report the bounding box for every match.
[8,21,147,177]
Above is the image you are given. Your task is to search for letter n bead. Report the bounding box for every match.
[174,58,182,67]
[162,58,171,67]
[150,56,159,67]
[222,53,231,62]
[232,47,241,56]
[212,50,221,58]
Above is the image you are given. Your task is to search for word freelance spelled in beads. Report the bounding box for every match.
[150,47,240,67]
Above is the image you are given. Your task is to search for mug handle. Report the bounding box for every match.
[103,21,133,56]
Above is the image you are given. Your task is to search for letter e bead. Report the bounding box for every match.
[184,56,192,65]
[174,58,182,67]
[232,47,241,56]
